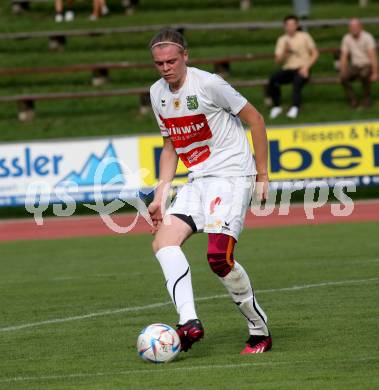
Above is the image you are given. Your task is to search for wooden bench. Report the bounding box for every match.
[0,48,341,86]
[11,0,51,14]
[0,86,151,121]
[10,0,251,15]
[233,76,340,90]
[0,53,275,86]
[11,0,137,15]
[0,77,340,122]
[1,17,379,50]
[11,0,251,14]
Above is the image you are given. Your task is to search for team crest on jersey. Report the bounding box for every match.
[186,95,199,110]
[173,98,181,110]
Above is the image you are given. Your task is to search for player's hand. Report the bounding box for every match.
[148,200,163,235]
[371,72,378,82]
[255,173,269,202]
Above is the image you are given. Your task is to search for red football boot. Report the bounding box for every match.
[240,334,272,354]
[176,319,204,352]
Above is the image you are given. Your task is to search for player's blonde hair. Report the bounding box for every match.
[149,28,188,52]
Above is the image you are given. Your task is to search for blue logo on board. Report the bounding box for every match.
[57,143,124,186]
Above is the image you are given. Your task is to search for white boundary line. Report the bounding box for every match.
[0,357,375,384]
[1,257,378,286]
[1,277,378,333]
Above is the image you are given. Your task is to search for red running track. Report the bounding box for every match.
[0,200,378,242]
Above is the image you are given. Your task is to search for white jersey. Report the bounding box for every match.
[150,67,256,179]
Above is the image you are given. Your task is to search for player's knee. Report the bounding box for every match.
[152,234,182,254]
[207,233,236,277]
[152,236,165,254]
[207,252,231,277]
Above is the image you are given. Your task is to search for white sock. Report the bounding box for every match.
[220,261,269,336]
[155,246,198,325]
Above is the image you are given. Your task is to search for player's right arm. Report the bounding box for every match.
[148,137,179,234]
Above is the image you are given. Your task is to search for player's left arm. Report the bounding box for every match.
[238,102,269,201]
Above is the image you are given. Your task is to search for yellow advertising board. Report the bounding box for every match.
[138,135,189,187]
[139,121,379,186]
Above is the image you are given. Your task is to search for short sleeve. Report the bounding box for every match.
[366,32,376,50]
[275,36,286,57]
[341,35,350,53]
[305,33,316,50]
[150,90,169,137]
[205,74,247,115]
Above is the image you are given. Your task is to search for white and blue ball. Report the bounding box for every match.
[137,323,181,363]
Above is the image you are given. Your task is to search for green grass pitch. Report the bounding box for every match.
[0,222,378,389]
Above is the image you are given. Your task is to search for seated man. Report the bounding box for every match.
[268,15,319,119]
[340,18,378,107]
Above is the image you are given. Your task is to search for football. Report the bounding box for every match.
[137,323,181,363]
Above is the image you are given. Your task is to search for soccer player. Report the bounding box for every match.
[148,28,272,354]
